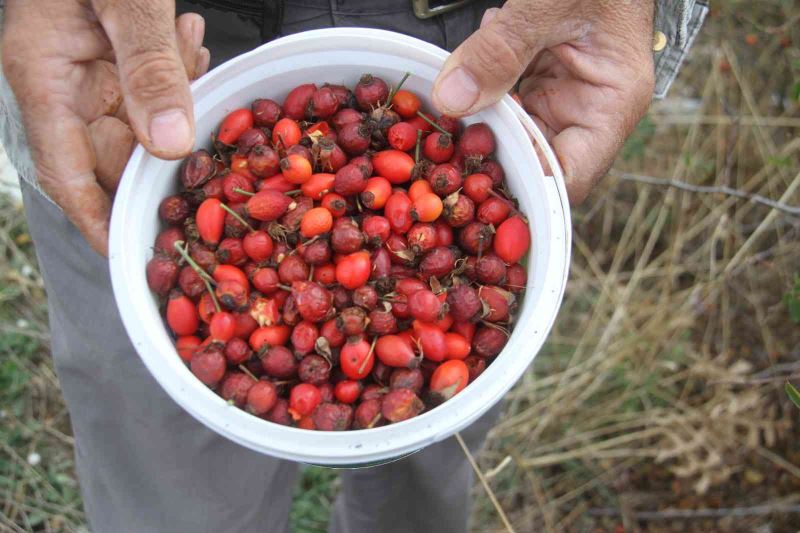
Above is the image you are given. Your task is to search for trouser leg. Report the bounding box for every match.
[20,181,298,533]
[328,404,503,533]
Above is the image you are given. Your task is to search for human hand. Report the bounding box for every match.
[431,0,655,205]
[2,1,210,255]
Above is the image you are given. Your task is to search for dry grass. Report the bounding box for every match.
[469,3,800,531]
[1,2,800,532]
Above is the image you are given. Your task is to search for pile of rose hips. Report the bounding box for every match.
[146,73,531,431]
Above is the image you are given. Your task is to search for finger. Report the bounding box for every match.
[521,80,620,205]
[432,0,573,117]
[528,115,555,178]
[113,28,208,124]
[176,13,205,80]
[75,60,123,120]
[195,47,211,80]
[89,116,136,193]
[92,0,195,159]
[29,106,112,255]
[550,126,620,206]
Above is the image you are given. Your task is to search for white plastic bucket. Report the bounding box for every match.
[109,28,571,466]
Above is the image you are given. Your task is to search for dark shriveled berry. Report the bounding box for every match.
[389,368,424,394]
[443,194,475,228]
[190,343,226,386]
[334,163,369,196]
[332,286,352,310]
[292,281,334,322]
[381,389,424,422]
[354,399,383,429]
[252,98,283,127]
[261,345,298,379]
[473,326,508,358]
[447,284,482,323]
[178,265,205,299]
[352,285,378,310]
[332,108,365,131]
[338,306,368,336]
[355,74,389,110]
[312,402,354,431]
[464,355,486,382]
[159,195,191,225]
[278,255,310,284]
[298,354,332,385]
[180,150,215,189]
[458,222,494,255]
[219,372,256,407]
[419,247,456,279]
[236,127,269,154]
[338,122,372,156]
[427,163,462,196]
[505,263,527,293]
[146,255,179,296]
[301,239,332,266]
[330,219,364,254]
[267,398,292,425]
[475,254,507,285]
[368,309,398,335]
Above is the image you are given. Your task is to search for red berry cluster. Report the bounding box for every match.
[146,73,531,431]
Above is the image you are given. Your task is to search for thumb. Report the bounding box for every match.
[432,2,549,117]
[93,0,195,159]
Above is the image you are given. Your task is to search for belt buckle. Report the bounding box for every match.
[412,0,473,19]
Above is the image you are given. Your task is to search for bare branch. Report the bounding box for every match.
[610,170,800,217]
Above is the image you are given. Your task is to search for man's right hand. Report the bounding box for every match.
[2,1,210,256]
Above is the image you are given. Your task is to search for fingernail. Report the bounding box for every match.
[149,109,192,154]
[435,67,479,114]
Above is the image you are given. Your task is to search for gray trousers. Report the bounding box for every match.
[16,2,503,532]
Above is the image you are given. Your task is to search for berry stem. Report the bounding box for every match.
[480,320,510,335]
[308,265,314,281]
[286,189,303,196]
[486,189,528,221]
[387,71,411,105]
[367,412,382,429]
[414,129,423,164]
[233,187,256,197]
[486,188,511,202]
[173,241,220,312]
[358,336,377,375]
[205,280,221,313]
[220,202,256,232]
[275,133,287,153]
[415,111,451,137]
[172,241,215,285]
[278,284,292,292]
[238,364,258,381]
[302,235,320,246]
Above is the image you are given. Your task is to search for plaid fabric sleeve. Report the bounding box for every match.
[653,0,709,98]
